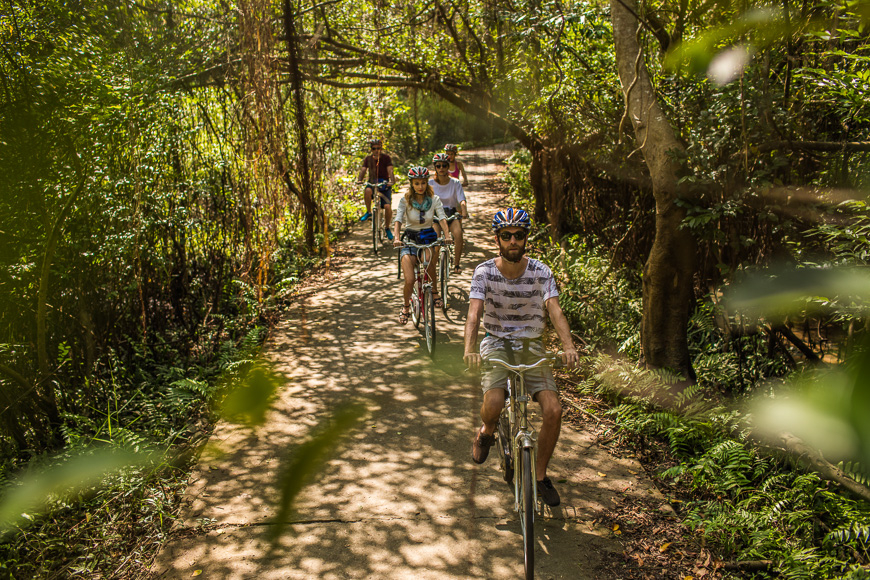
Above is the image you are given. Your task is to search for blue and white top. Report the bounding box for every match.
[394,195,447,232]
[469,258,559,339]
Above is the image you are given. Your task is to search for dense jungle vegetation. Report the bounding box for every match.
[2,0,870,577]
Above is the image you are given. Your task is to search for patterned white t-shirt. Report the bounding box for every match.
[469,258,559,339]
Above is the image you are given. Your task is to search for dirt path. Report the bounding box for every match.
[153,147,667,579]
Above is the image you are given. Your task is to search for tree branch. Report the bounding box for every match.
[757,140,870,153]
[763,432,870,503]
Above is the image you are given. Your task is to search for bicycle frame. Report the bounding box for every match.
[400,238,443,355]
[361,181,390,253]
[486,357,555,513]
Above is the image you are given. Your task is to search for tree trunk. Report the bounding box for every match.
[611,0,696,379]
[284,0,319,252]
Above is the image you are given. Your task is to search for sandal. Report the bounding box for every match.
[452,265,462,274]
[432,294,444,309]
[398,307,410,325]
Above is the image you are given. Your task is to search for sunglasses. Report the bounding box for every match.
[498,230,527,241]
[371,147,381,151]
[434,163,449,168]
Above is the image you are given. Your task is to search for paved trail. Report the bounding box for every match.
[154,146,664,579]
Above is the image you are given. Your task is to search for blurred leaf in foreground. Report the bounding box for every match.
[0,448,157,533]
[266,402,367,543]
[750,368,861,463]
[730,265,870,466]
[219,362,281,427]
[726,266,870,318]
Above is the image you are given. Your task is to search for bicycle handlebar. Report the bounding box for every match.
[401,238,447,250]
[483,354,562,373]
[358,181,392,190]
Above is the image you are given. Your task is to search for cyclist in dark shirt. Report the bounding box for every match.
[356,139,395,240]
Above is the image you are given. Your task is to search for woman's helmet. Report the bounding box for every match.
[407,166,430,179]
[432,153,450,164]
[444,144,458,153]
[492,208,531,232]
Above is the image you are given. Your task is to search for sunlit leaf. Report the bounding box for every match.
[664,8,782,74]
[726,266,870,317]
[0,448,156,532]
[707,45,754,86]
[750,369,861,462]
[219,362,281,426]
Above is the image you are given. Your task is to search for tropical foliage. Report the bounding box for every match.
[2,0,870,576]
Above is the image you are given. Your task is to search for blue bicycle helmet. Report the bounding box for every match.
[492,208,531,232]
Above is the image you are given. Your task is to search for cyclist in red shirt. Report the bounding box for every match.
[356,139,396,240]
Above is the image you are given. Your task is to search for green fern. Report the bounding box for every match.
[838,461,870,486]
[826,523,870,546]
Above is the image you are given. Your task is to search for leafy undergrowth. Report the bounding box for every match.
[555,357,870,580]
[0,250,345,579]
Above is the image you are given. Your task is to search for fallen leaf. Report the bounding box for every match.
[660,542,672,552]
[598,472,607,477]
[192,571,202,577]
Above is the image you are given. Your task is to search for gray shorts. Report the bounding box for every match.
[480,335,557,398]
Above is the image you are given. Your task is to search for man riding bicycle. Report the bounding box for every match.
[356,138,395,240]
[430,152,468,274]
[464,208,579,507]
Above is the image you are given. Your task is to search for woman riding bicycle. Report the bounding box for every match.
[392,166,453,325]
[431,152,468,274]
[444,144,469,186]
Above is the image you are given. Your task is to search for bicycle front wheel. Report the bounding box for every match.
[411,289,421,328]
[439,250,450,314]
[521,446,535,580]
[424,288,436,357]
[497,412,513,485]
[372,205,380,254]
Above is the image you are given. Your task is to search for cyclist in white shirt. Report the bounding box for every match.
[430,153,468,274]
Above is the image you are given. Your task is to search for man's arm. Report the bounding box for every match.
[464,298,484,368]
[357,161,367,183]
[387,165,395,185]
[545,296,579,367]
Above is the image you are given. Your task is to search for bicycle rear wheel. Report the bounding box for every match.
[424,287,436,356]
[520,446,535,580]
